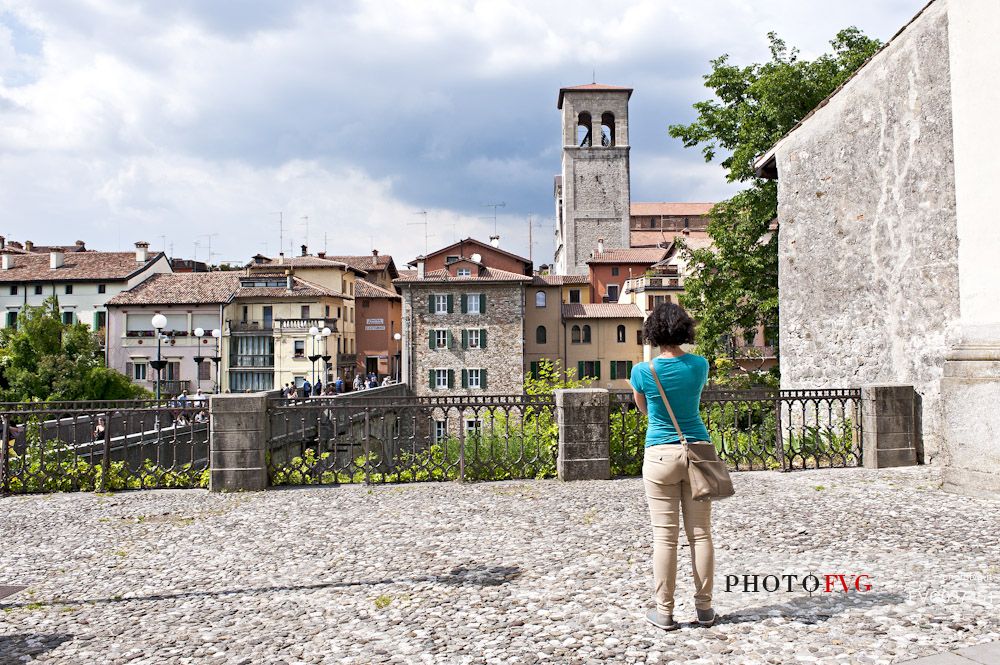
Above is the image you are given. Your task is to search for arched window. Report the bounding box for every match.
[536,325,547,344]
[577,112,592,147]
[571,325,581,344]
[535,290,546,308]
[601,112,615,147]
[582,325,592,343]
[617,324,626,343]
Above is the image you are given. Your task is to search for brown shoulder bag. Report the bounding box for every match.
[648,360,735,501]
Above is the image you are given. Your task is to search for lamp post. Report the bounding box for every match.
[320,327,332,388]
[308,325,321,389]
[193,328,206,393]
[210,328,222,393]
[393,332,402,384]
[150,313,168,401]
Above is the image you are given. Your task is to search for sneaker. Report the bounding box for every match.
[696,608,717,627]
[645,608,680,631]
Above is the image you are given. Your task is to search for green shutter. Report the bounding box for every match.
[481,369,487,390]
[626,361,633,377]
[594,361,601,380]
[480,329,487,348]
[447,330,453,349]
[479,294,486,313]
[610,362,617,380]
[429,370,435,390]
[461,369,468,388]
[460,294,468,314]
[429,329,436,349]
[530,361,538,379]
[578,361,585,378]
[447,369,455,389]
[461,329,468,349]
[428,294,435,314]
[447,294,454,313]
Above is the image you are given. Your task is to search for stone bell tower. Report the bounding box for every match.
[553,83,632,275]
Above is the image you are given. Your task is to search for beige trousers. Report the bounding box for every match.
[642,444,714,614]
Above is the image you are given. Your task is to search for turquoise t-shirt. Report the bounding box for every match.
[630,354,711,446]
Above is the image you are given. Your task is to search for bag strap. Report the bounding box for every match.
[648,360,688,445]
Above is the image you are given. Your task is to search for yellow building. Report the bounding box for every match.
[561,303,645,389]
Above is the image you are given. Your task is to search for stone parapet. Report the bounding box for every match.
[555,389,610,481]
[209,392,270,492]
[861,385,921,469]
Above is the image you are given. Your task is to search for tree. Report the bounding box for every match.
[0,296,149,401]
[669,29,882,362]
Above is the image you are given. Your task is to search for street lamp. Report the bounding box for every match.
[193,327,206,393]
[210,328,222,393]
[320,327,332,388]
[308,325,321,390]
[393,332,402,384]
[150,313,168,401]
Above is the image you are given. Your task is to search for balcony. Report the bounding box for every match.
[274,318,339,333]
[337,353,357,365]
[228,320,272,333]
[229,354,275,368]
[627,275,682,292]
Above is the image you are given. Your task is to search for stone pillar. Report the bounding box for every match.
[209,392,269,492]
[555,389,610,481]
[861,385,921,469]
[941,350,1000,497]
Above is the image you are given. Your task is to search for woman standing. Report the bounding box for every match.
[630,302,717,630]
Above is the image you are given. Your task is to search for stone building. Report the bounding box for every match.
[396,254,531,397]
[754,0,1000,495]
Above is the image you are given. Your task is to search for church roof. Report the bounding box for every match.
[558,83,633,108]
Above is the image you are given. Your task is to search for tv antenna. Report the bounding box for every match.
[200,233,220,267]
[300,216,310,253]
[409,211,433,255]
[527,215,535,262]
[482,202,506,234]
[270,211,283,255]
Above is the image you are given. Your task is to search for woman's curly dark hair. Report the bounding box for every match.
[643,302,696,347]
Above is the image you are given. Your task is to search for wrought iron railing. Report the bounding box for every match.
[609,388,862,476]
[0,400,211,494]
[266,394,557,485]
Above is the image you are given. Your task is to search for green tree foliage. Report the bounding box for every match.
[0,296,149,401]
[668,29,882,361]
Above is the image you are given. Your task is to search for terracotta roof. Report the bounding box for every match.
[326,254,398,278]
[562,303,644,319]
[397,269,417,280]
[630,202,715,217]
[558,83,633,108]
[587,248,668,264]
[532,274,590,286]
[106,272,241,306]
[408,238,532,272]
[630,230,713,249]
[0,251,164,283]
[235,276,347,300]
[252,255,367,274]
[354,279,400,300]
[394,266,532,284]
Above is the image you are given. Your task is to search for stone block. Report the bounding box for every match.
[559,423,608,444]
[560,441,610,460]
[557,457,611,482]
[210,429,263,452]
[210,448,265,470]
[861,384,921,470]
[211,411,267,433]
[210,467,267,492]
[873,447,918,468]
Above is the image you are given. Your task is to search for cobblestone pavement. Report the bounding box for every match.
[1,466,999,664]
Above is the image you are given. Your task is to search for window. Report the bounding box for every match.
[325,305,330,317]
[5,310,18,329]
[133,362,147,381]
[617,324,626,343]
[536,325,547,344]
[529,361,540,379]
[94,310,107,331]
[62,311,74,325]
[601,112,615,147]
[434,420,448,442]
[165,361,180,381]
[457,268,471,277]
[8,285,17,296]
[294,340,305,357]
[241,305,249,323]
[571,325,581,344]
[465,419,482,436]
[569,289,581,304]
[582,325,592,343]
[535,290,546,308]
[435,369,450,390]
[465,293,481,314]
[34,285,42,295]
[610,360,632,380]
[97,284,106,294]
[361,298,370,308]
[65,284,73,295]
[577,112,592,147]
[198,360,211,381]
[434,329,449,349]
[445,255,460,264]
[579,361,600,379]
[637,330,644,345]
[607,284,619,301]
[611,267,619,277]
[466,329,481,349]
[434,294,449,314]
[466,368,481,389]
[300,305,310,319]
[262,306,273,328]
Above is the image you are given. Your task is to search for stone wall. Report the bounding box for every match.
[773,0,958,462]
[408,284,525,397]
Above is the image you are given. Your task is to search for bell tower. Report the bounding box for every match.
[553,83,632,275]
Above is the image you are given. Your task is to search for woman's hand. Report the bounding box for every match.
[633,388,648,415]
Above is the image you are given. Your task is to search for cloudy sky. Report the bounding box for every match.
[0,0,923,267]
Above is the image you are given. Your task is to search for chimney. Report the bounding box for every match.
[489,235,500,248]
[597,238,605,254]
[300,244,307,257]
[286,274,293,290]
[317,251,326,259]
[25,240,33,252]
[416,256,425,279]
[75,240,86,250]
[0,235,5,249]
[372,248,379,257]
[50,250,64,269]
[1,254,12,270]
[135,241,149,264]
[277,252,284,265]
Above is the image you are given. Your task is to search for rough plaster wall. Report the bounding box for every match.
[410,285,525,397]
[776,2,958,462]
